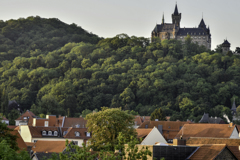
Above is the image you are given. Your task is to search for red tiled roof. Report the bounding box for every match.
[11,130,27,151]
[15,110,36,126]
[7,125,17,129]
[175,124,236,139]
[32,141,67,153]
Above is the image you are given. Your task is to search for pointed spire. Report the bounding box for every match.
[173,3,179,15]
[231,98,236,110]
[162,13,165,24]
[198,18,206,28]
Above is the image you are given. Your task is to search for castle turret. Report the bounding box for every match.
[198,18,207,30]
[172,4,181,27]
[222,39,231,55]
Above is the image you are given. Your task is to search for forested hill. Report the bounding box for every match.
[0,16,101,61]
[0,16,239,123]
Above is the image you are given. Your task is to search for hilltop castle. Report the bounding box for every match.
[151,4,211,50]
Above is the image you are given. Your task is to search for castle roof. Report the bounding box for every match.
[177,28,206,36]
[222,39,231,47]
[173,4,179,15]
[198,18,206,29]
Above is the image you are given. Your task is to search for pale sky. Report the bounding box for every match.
[0,0,239,50]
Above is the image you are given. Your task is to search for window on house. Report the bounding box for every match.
[54,131,58,136]
[75,124,80,128]
[42,131,46,135]
[44,121,48,127]
[23,117,27,119]
[48,131,52,136]
[145,125,148,128]
[73,141,78,145]
[75,132,80,137]
[86,132,91,137]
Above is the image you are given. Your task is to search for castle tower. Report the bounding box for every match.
[172,4,181,27]
[222,39,231,55]
[162,13,165,24]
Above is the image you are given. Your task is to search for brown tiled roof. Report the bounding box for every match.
[187,137,240,146]
[32,141,67,153]
[188,144,239,160]
[7,125,17,129]
[11,130,27,151]
[175,124,236,139]
[142,116,150,122]
[138,121,190,140]
[63,127,91,140]
[134,116,143,126]
[63,117,87,128]
[236,125,240,133]
[25,142,35,147]
[15,110,36,126]
[136,128,152,138]
[28,126,59,138]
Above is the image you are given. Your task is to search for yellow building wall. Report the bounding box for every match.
[20,125,32,142]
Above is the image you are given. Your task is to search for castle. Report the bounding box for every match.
[151,4,211,50]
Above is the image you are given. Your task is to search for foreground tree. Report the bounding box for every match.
[0,119,18,150]
[150,108,166,121]
[0,140,31,160]
[86,107,136,151]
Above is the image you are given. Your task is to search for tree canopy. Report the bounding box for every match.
[85,107,136,151]
[0,16,239,122]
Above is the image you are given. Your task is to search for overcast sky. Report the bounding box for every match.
[0,0,239,50]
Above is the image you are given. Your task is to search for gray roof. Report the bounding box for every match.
[177,28,206,36]
[199,113,209,123]
[199,113,225,124]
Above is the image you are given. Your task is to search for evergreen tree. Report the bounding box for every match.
[150,108,166,121]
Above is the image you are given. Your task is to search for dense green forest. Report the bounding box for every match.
[0,16,239,123]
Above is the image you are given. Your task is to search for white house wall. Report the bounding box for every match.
[141,127,167,145]
[230,127,239,139]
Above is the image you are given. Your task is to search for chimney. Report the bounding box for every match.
[173,138,186,146]
[158,125,163,134]
[229,122,233,127]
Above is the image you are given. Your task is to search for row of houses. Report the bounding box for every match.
[4,110,240,159]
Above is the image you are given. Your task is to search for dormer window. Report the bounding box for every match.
[23,117,28,119]
[75,132,80,137]
[86,132,91,137]
[44,121,48,127]
[54,131,58,136]
[48,131,52,136]
[63,131,67,136]
[42,131,46,135]
[75,124,80,128]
